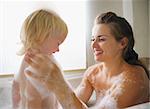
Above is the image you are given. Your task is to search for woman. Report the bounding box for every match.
[25,12,149,109]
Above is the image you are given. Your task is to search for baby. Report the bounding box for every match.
[12,9,68,109]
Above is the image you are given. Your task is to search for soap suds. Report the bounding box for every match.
[96,74,125,109]
[24,66,50,99]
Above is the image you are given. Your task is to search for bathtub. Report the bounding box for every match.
[0,72,84,109]
[0,76,13,109]
[1,71,149,109]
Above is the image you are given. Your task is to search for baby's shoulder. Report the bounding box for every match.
[14,58,28,81]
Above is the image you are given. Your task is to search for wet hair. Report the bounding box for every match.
[94,12,149,78]
[19,9,68,55]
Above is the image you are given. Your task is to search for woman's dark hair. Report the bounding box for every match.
[95,12,149,78]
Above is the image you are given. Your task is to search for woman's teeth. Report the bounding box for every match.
[94,51,103,55]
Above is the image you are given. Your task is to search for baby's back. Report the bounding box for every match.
[14,58,61,109]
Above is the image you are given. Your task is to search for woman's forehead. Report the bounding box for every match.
[92,24,112,37]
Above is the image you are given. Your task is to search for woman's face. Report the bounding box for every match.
[91,24,124,62]
[40,34,66,55]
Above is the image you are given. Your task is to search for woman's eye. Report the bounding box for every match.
[90,38,95,41]
[98,38,106,42]
[90,37,106,42]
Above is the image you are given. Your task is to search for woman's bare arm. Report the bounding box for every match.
[75,68,94,104]
[25,52,88,109]
[54,80,88,109]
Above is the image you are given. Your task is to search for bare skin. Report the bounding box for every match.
[12,34,66,109]
[76,62,149,108]
[24,24,149,109]
[25,52,149,109]
[12,58,60,109]
[25,53,87,109]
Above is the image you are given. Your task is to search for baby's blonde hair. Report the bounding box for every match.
[19,9,68,55]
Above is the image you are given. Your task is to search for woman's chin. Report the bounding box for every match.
[94,56,103,62]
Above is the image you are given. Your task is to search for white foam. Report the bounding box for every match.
[24,66,50,99]
[97,94,117,109]
[96,74,125,109]
[24,55,59,99]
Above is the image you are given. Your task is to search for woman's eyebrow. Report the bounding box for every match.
[97,35,103,37]
[92,35,107,38]
[98,35,108,37]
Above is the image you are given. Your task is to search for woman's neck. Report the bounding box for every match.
[100,57,127,78]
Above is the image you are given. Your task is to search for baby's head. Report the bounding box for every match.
[19,9,68,55]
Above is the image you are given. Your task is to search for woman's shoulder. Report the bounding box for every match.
[84,63,102,78]
[123,64,147,79]
[122,64,149,87]
[116,64,149,106]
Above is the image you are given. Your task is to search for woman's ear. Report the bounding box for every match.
[119,37,128,49]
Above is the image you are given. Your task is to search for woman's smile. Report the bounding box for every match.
[94,49,103,56]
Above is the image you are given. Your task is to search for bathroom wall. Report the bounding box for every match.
[149,0,150,57]
[132,0,149,57]
[86,0,123,66]
[86,0,149,67]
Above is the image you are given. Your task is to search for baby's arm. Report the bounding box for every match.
[12,80,20,109]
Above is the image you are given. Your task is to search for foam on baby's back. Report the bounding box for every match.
[24,66,50,99]
[24,55,57,99]
[23,55,63,109]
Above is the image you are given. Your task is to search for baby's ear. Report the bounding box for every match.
[31,48,40,54]
[120,37,128,49]
[27,48,40,55]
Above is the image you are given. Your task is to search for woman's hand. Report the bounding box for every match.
[24,49,65,91]
[25,50,88,109]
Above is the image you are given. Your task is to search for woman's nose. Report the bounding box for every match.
[91,40,98,48]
